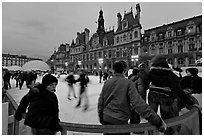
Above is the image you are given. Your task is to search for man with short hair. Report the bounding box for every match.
[98,60,166,135]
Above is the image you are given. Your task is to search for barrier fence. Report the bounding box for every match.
[2,91,202,135]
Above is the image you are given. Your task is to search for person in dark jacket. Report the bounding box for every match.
[3,69,12,90]
[98,60,167,135]
[75,70,90,110]
[99,70,103,83]
[148,55,201,134]
[128,68,141,125]
[180,68,202,94]
[14,74,62,135]
[65,72,77,100]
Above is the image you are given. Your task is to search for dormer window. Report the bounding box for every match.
[187,26,194,33]
[159,33,163,39]
[167,31,172,37]
[122,20,128,29]
[177,29,182,36]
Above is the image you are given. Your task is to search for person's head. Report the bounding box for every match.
[113,60,127,74]
[186,68,198,76]
[138,63,147,71]
[151,55,169,68]
[42,74,58,92]
[132,68,139,75]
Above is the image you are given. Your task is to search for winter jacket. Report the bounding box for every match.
[75,74,89,87]
[149,67,196,106]
[65,74,75,85]
[98,73,163,128]
[15,84,62,132]
[181,75,202,94]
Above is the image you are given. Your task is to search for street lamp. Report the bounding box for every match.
[51,59,54,73]
[65,62,68,72]
[98,58,103,70]
[131,55,139,67]
[77,60,82,69]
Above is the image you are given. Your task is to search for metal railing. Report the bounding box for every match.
[2,91,202,135]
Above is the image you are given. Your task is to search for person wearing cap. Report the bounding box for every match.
[180,68,202,94]
[98,60,167,135]
[14,74,62,135]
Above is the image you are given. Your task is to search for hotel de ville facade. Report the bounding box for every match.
[48,4,202,73]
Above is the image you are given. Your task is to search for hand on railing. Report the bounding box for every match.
[158,119,167,133]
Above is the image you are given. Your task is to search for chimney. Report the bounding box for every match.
[84,28,90,45]
[136,4,141,23]
[117,12,122,28]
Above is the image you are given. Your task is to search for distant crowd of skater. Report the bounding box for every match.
[2,55,202,135]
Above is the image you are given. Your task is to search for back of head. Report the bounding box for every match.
[132,68,139,75]
[113,60,127,73]
[151,55,169,68]
[186,68,198,76]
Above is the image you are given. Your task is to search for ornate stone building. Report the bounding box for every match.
[68,4,142,73]
[140,15,202,67]
[48,4,202,73]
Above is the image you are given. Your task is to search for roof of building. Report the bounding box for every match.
[144,15,202,36]
[116,11,140,32]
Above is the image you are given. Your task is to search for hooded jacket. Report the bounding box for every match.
[15,84,61,132]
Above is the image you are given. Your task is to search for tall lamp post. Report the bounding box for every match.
[131,55,139,67]
[65,62,68,73]
[98,58,103,70]
[78,60,82,69]
[51,59,54,73]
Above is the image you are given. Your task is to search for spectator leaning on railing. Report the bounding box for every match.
[98,60,167,135]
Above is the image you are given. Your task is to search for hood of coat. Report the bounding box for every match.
[149,67,174,86]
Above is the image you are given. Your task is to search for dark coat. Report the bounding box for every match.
[181,75,202,94]
[149,67,196,107]
[15,84,61,132]
[65,74,75,85]
[75,74,89,87]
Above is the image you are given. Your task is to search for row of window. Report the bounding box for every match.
[167,55,201,66]
[144,25,199,42]
[148,43,200,55]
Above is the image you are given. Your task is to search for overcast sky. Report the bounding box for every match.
[2,1,202,61]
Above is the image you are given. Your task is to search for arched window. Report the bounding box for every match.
[123,34,127,41]
[178,58,184,65]
[178,45,183,53]
[130,33,132,40]
[134,31,138,38]
[116,37,119,43]
[189,56,194,64]
[167,58,173,65]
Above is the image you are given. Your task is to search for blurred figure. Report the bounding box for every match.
[99,70,103,83]
[12,70,21,87]
[3,69,12,90]
[14,74,62,135]
[75,70,90,111]
[65,72,77,100]
[180,68,202,94]
[98,60,167,135]
[103,71,109,81]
